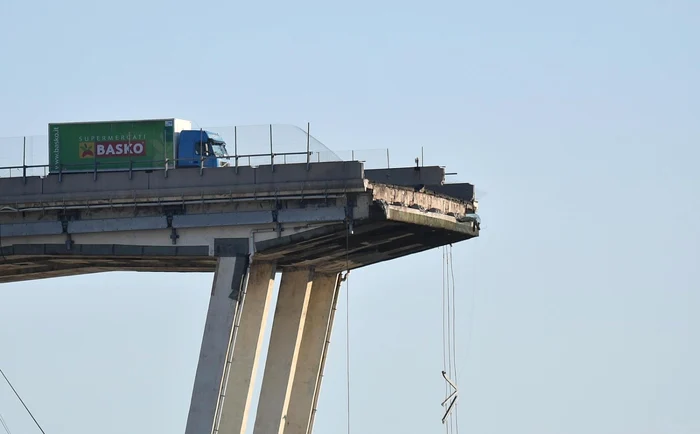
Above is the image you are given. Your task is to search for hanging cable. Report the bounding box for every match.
[441,245,461,432]
[0,411,12,434]
[308,272,346,433]
[345,219,351,434]
[445,247,457,433]
[442,246,458,433]
[442,247,449,434]
[0,368,46,434]
[449,245,460,434]
[447,248,454,433]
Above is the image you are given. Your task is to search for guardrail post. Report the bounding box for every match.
[234,126,239,174]
[22,137,27,184]
[199,128,205,176]
[306,122,311,171]
[269,124,274,172]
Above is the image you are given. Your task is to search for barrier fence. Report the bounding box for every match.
[0,124,393,179]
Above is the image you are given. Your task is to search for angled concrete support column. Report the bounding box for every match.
[185,255,248,434]
[215,262,277,434]
[286,273,340,434]
[253,269,314,434]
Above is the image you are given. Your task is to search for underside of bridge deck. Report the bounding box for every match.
[253,203,478,273]
[0,206,477,283]
[0,254,216,283]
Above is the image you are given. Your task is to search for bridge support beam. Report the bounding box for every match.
[253,269,314,434]
[285,273,340,434]
[216,262,277,434]
[185,255,248,434]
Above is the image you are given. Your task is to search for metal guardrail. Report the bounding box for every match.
[1,151,317,184]
[0,123,398,182]
[0,150,396,184]
[0,149,394,182]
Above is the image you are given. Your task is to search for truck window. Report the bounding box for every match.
[195,141,209,156]
[209,140,228,157]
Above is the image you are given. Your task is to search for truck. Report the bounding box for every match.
[48,118,229,173]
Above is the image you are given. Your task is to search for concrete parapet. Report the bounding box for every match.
[0,161,365,206]
[424,183,475,202]
[0,177,43,197]
[365,166,445,186]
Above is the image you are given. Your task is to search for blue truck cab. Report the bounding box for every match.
[177,130,229,168]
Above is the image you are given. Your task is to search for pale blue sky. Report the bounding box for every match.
[1,0,699,433]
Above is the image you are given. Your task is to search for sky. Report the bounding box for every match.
[0,0,699,433]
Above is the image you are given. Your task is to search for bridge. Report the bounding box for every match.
[0,157,479,433]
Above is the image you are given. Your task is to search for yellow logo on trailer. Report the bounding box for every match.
[79,142,95,158]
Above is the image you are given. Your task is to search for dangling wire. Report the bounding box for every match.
[442,247,449,434]
[449,246,460,434]
[345,220,351,434]
[441,245,461,433]
[447,248,455,434]
[0,368,46,434]
[0,411,12,434]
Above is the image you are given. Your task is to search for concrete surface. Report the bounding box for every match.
[0,172,477,282]
[0,161,365,206]
[285,273,339,434]
[216,261,277,434]
[185,256,248,434]
[253,269,314,434]
[365,165,445,186]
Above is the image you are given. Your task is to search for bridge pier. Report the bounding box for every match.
[184,261,342,434]
[216,262,276,434]
[185,256,339,434]
[285,273,340,434]
[185,255,248,434]
[252,269,314,434]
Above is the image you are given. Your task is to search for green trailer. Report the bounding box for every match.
[48,118,194,173]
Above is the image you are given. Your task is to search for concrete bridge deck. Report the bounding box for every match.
[0,161,478,283]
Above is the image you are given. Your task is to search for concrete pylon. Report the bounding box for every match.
[285,273,340,434]
[253,269,314,434]
[215,262,277,434]
[185,255,248,434]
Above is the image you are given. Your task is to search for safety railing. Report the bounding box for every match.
[0,123,394,182]
[0,149,395,183]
